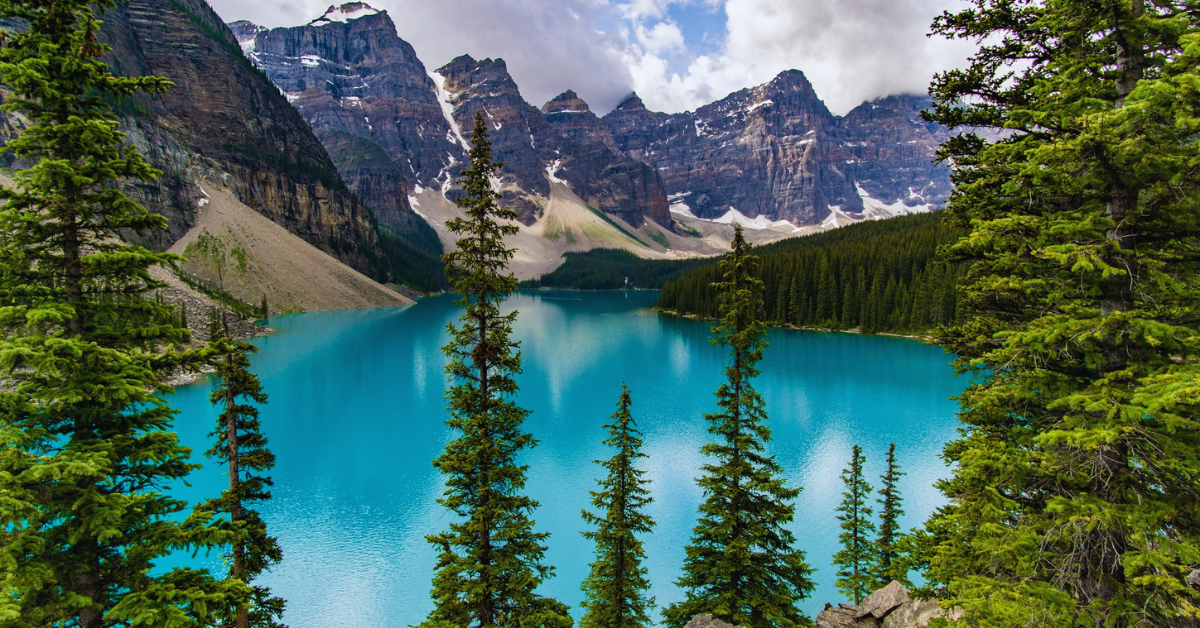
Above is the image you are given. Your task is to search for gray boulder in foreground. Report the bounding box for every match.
[684,615,744,628]
[815,582,955,628]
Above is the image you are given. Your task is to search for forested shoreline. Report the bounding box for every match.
[657,214,964,335]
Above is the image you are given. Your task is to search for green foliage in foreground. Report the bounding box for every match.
[202,330,285,628]
[872,444,907,589]
[521,248,711,290]
[833,445,876,605]
[422,114,571,628]
[580,384,656,628]
[377,223,447,294]
[0,1,248,625]
[916,0,1200,625]
[663,227,814,628]
[658,213,964,334]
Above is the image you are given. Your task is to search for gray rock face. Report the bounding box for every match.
[231,5,442,231]
[4,0,390,278]
[602,74,953,226]
[235,6,670,229]
[816,582,953,628]
[435,56,671,227]
[683,614,745,628]
[856,580,910,620]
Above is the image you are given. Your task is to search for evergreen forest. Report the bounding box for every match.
[4,1,1200,628]
[657,213,964,335]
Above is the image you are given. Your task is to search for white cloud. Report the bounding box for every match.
[623,0,976,115]
[206,0,976,117]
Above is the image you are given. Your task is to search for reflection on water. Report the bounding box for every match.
[166,290,963,627]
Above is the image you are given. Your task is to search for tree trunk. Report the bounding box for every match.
[1102,0,1144,320]
[76,541,103,628]
[226,375,249,628]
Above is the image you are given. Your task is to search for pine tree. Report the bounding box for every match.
[872,443,906,588]
[203,325,285,628]
[422,114,571,628]
[0,1,247,625]
[833,445,876,604]
[663,226,814,628]
[580,384,655,628]
[920,1,1200,625]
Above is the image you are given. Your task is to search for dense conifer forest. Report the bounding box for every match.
[657,214,965,334]
[519,249,711,290]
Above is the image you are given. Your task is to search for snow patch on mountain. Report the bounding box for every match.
[428,71,470,152]
[546,160,565,184]
[856,183,932,219]
[310,3,380,26]
[713,208,793,231]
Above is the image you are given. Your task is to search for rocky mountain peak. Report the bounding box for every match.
[614,92,648,112]
[311,2,382,26]
[541,90,591,115]
[438,56,517,96]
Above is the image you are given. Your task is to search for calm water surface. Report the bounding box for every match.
[167,290,964,627]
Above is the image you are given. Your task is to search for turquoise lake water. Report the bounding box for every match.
[166,290,964,627]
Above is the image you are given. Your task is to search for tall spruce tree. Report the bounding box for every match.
[872,443,906,588]
[663,226,814,628]
[580,384,655,628]
[203,327,285,628]
[0,1,248,625]
[422,113,571,628]
[833,445,876,605]
[920,0,1200,625]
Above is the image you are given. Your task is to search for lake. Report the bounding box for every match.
[166,290,964,627]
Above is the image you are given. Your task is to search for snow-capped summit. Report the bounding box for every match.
[310,3,381,26]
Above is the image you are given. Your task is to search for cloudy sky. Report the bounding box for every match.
[207,0,977,116]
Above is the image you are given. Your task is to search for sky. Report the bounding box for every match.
[207,0,978,116]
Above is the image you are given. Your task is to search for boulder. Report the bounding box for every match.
[818,582,956,628]
[880,598,952,628]
[816,603,878,628]
[684,615,743,628]
[856,581,910,620]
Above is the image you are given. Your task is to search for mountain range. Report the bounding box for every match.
[1,1,955,294]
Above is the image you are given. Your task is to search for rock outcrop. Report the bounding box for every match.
[602,74,952,226]
[684,615,745,628]
[84,0,392,279]
[234,4,671,229]
[816,582,957,628]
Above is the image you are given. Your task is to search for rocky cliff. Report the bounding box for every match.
[86,0,394,279]
[602,74,952,226]
[815,581,957,628]
[234,5,671,230]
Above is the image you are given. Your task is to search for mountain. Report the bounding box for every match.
[234,6,671,230]
[601,73,952,225]
[92,0,393,277]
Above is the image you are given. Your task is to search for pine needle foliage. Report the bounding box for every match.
[421,114,571,628]
[872,443,907,589]
[202,327,285,628]
[580,384,655,628]
[0,1,248,626]
[919,0,1200,625]
[833,445,876,605]
[663,226,815,628]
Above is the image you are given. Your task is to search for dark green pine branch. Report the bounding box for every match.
[663,226,815,628]
[421,113,571,628]
[872,443,908,588]
[202,326,286,628]
[833,445,876,604]
[580,383,656,628]
[0,1,249,625]
[918,0,1200,625]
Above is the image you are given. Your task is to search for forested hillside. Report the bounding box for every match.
[657,214,965,334]
[520,248,711,290]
